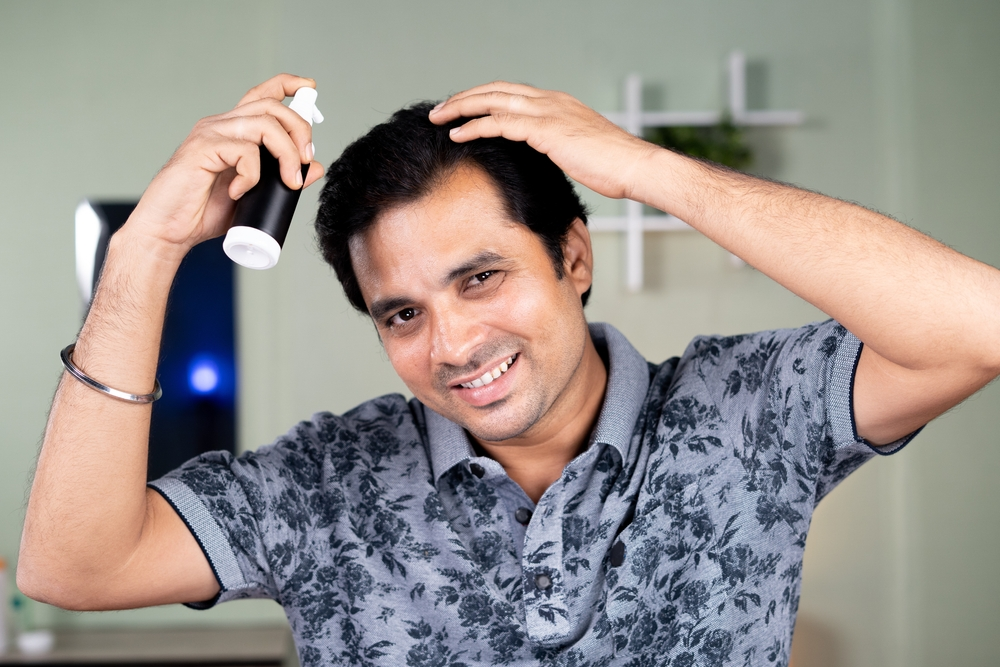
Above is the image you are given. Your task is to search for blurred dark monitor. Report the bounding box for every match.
[75,200,237,481]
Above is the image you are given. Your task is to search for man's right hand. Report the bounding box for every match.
[127,73,324,261]
[18,75,323,611]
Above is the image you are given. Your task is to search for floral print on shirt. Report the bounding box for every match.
[150,321,915,666]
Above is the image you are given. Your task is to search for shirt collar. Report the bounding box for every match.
[586,322,650,460]
[424,322,650,484]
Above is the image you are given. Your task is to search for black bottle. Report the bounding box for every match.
[223,87,322,269]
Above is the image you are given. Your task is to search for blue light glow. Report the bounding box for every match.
[189,357,220,394]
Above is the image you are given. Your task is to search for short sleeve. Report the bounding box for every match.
[685,320,920,503]
[148,417,334,609]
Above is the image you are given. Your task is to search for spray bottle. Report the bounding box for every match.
[223,87,324,270]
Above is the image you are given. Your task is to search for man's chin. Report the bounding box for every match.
[440,398,545,444]
[463,421,533,445]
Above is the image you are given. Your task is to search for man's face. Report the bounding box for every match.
[349,164,593,443]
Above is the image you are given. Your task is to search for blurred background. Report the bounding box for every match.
[0,1,997,665]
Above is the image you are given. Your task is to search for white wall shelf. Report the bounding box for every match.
[592,51,804,291]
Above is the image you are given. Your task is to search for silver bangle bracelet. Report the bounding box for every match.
[60,344,162,404]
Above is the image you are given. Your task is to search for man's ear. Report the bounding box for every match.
[562,218,594,298]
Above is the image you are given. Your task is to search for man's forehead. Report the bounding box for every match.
[349,166,533,300]
[358,164,515,240]
[351,217,524,284]
[401,163,512,218]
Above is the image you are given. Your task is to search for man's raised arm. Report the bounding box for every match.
[430,82,1000,445]
[17,75,323,611]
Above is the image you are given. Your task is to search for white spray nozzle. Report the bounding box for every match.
[289,87,324,126]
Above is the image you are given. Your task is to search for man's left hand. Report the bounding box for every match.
[429,81,657,202]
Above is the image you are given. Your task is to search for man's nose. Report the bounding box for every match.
[429,305,486,369]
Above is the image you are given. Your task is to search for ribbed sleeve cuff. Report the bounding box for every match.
[147,478,247,609]
[827,329,920,456]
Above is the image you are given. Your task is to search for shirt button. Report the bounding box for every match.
[515,507,533,524]
[534,573,553,591]
[469,463,485,478]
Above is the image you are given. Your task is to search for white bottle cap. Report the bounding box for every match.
[223,226,282,270]
[289,87,324,126]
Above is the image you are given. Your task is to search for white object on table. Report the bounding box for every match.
[15,631,53,656]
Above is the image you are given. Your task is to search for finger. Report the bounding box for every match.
[208,168,237,209]
[443,81,545,105]
[430,83,546,124]
[201,169,239,235]
[430,91,536,126]
[209,114,305,190]
[223,97,313,163]
[447,113,535,145]
[207,139,261,200]
[303,161,325,189]
[237,73,316,107]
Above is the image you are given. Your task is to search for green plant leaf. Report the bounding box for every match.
[646,117,752,171]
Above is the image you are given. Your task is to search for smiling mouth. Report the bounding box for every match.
[456,354,518,389]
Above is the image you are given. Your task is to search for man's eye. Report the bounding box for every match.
[468,271,495,286]
[389,308,416,327]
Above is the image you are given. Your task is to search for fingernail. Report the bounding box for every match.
[233,190,244,201]
[431,102,444,114]
[295,171,304,188]
[449,127,460,137]
[306,142,315,161]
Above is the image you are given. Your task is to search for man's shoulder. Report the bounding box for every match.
[677,320,846,372]
[642,319,850,408]
[245,393,428,477]
[280,392,423,449]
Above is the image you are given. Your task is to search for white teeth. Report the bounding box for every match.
[459,354,517,389]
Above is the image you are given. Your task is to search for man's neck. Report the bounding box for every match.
[472,334,608,503]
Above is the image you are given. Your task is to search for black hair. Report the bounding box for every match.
[315,101,590,313]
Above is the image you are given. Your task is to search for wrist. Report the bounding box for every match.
[633,148,738,223]
[72,230,180,389]
[109,224,190,275]
[79,228,184,344]
[622,145,685,211]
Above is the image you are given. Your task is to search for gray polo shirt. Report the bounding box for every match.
[150,321,914,667]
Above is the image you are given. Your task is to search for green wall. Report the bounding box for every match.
[0,1,996,664]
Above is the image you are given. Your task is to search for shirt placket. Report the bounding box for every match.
[521,482,573,644]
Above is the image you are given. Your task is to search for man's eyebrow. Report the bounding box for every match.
[369,251,508,322]
[442,251,507,286]
[368,296,414,323]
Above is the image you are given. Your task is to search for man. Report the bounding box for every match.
[18,74,1000,666]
